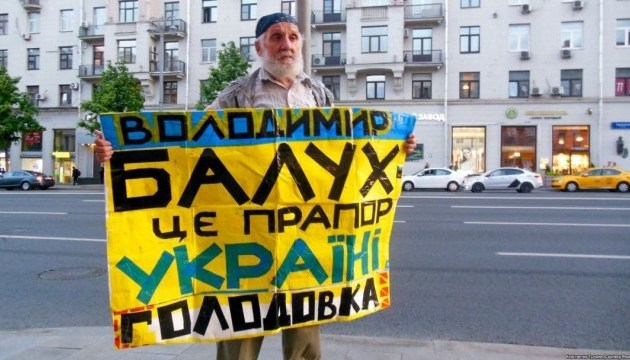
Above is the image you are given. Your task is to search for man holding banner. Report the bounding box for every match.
[95,12,416,360]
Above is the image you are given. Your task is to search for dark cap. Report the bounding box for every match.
[255,12,299,38]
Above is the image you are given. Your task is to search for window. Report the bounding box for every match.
[452,127,486,173]
[509,71,529,98]
[0,49,7,68]
[411,29,433,62]
[202,39,217,62]
[460,26,480,53]
[0,14,7,35]
[240,37,256,61]
[93,7,106,34]
[552,125,590,174]
[117,40,136,63]
[164,81,177,104]
[509,24,529,51]
[323,32,341,64]
[461,0,480,8]
[615,68,630,96]
[460,72,480,99]
[60,9,74,32]
[509,0,529,5]
[241,0,257,21]
[412,73,432,99]
[22,131,42,152]
[362,26,388,53]
[561,21,583,49]
[501,126,536,170]
[616,19,630,47]
[361,0,388,6]
[59,46,73,70]
[281,1,295,16]
[561,69,582,97]
[366,75,385,100]
[27,48,40,70]
[322,75,340,100]
[164,41,178,71]
[324,0,342,21]
[54,129,76,152]
[165,2,179,23]
[119,0,138,23]
[59,85,72,106]
[28,12,41,33]
[26,86,39,105]
[203,0,218,23]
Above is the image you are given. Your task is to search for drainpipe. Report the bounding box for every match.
[597,0,603,166]
[443,2,449,167]
[297,0,312,76]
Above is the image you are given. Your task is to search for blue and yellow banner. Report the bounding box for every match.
[100,107,416,348]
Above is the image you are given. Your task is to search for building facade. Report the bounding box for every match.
[1,0,629,182]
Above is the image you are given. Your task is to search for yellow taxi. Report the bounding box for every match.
[551,167,630,192]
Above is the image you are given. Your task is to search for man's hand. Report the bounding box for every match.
[94,130,114,163]
[403,134,416,154]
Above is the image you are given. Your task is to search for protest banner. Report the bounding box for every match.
[100,107,416,348]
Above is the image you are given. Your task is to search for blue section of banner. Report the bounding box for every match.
[99,108,416,150]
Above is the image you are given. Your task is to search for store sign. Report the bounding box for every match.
[416,113,445,122]
[611,122,630,129]
[525,111,567,120]
[52,152,71,158]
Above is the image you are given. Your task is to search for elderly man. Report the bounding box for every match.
[95,12,416,360]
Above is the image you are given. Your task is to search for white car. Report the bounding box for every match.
[462,167,543,193]
[402,168,464,192]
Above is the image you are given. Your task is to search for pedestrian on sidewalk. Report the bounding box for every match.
[94,11,416,360]
[72,166,81,185]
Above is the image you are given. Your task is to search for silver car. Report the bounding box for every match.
[462,167,543,193]
[402,168,464,192]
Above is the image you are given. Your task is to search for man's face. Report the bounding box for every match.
[256,22,303,78]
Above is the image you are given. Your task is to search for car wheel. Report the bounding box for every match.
[402,181,414,191]
[446,181,459,192]
[519,182,533,193]
[617,182,629,193]
[20,182,32,191]
[471,183,484,193]
[565,182,579,192]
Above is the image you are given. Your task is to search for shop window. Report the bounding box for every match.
[552,125,590,175]
[501,126,536,171]
[452,127,486,173]
[22,131,43,152]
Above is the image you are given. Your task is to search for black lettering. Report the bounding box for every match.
[192,112,226,141]
[305,142,355,201]
[120,311,152,343]
[195,211,218,237]
[317,291,337,320]
[292,291,316,324]
[120,115,152,145]
[110,150,171,212]
[284,109,310,137]
[300,205,331,231]
[244,209,275,235]
[193,296,230,334]
[252,143,314,205]
[312,108,348,136]
[263,293,291,331]
[157,114,187,142]
[178,148,249,207]
[152,216,187,241]
[359,143,398,197]
[278,206,301,233]
[362,278,379,309]
[361,201,376,226]
[228,294,262,332]
[158,300,191,340]
[376,198,393,223]
[256,109,283,138]
[227,111,255,139]
[339,284,361,316]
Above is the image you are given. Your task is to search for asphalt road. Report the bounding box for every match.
[0,189,628,350]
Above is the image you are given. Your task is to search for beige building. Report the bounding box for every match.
[2,0,629,182]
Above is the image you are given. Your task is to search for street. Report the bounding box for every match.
[0,189,628,350]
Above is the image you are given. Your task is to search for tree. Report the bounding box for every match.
[78,61,145,134]
[0,67,44,171]
[197,41,251,109]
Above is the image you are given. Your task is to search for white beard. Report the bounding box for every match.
[261,49,304,80]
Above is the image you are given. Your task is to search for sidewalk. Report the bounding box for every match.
[2,326,626,360]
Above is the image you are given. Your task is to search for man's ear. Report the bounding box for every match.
[255,41,263,56]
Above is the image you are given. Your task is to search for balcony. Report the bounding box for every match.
[404,3,444,25]
[78,65,105,80]
[78,24,105,43]
[150,60,186,79]
[311,10,346,29]
[312,54,346,69]
[403,50,443,70]
[20,0,41,11]
[148,19,187,40]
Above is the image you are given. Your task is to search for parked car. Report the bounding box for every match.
[0,170,55,190]
[462,167,543,193]
[402,167,464,192]
[551,167,630,192]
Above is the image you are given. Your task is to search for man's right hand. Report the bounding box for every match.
[94,130,114,163]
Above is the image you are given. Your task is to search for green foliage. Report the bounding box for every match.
[0,67,43,170]
[78,61,145,134]
[197,41,251,109]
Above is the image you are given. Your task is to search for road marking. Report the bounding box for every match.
[453,205,630,211]
[496,252,630,260]
[466,221,630,227]
[394,220,406,223]
[397,205,414,208]
[0,235,105,243]
[83,199,105,202]
[0,211,66,215]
